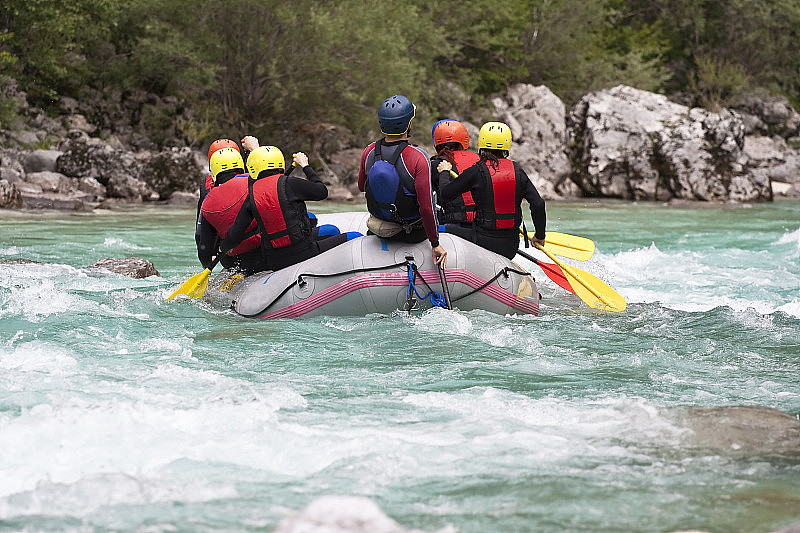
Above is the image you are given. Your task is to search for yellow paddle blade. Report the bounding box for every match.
[561,264,627,312]
[545,232,595,261]
[535,244,626,312]
[165,269,212,301]
[520,230,596,261]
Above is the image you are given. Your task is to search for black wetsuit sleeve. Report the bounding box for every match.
[196,213,218,269]
[430,156,444,197]
[439,164,481,202]
[516,163,546,239]
[219,200,255,254]
[285,166,328,201]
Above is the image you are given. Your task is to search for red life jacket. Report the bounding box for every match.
[200,175,260,256]
[440,150,481,223]
[249,173,311,251]
[477,158,520,230]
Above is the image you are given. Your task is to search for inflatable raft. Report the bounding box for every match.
[204,233,539,319]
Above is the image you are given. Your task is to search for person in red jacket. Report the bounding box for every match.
[437,121,546,260]
[196,147,261,271]
[358,94,446,268]
[219,146,349,274]
[430,119,480,223]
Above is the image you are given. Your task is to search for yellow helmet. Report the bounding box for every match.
[478,121,512,151]
[209,147,245,181]
[247,146,285,178]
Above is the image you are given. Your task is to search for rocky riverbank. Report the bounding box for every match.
[2,83,800,211]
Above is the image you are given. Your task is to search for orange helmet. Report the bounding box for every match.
[207,139,240,162]
[432,120,469,150]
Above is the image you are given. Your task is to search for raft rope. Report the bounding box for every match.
[238,260,411,317]
[237,260,534,317]
[451,266,532,303]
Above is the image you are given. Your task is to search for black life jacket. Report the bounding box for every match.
[440,149,481,223]
[476,159,521,231]
[200,174,214,205]
[364,139,420,224]
[248,173,311,253]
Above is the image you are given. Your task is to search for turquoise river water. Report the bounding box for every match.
[1,200,799,533]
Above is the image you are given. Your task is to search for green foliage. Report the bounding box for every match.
[688,53,750,110]
[2,0,799,147]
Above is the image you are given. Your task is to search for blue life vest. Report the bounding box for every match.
[364,140,419,223]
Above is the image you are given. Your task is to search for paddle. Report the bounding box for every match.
[534,243,626,312]
[515,248,575,294]
[166,255,221,301]
[167,157,301,302]
[437,263,452,310]
[519,230,595,261]
[442,163,594,262]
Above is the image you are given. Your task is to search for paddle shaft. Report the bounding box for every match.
[438,264,452,310]
[516,248,574,294]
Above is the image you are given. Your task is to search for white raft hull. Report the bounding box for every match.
[204,233,539,319]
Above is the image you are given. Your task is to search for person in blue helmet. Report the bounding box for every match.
[357,94,447,268]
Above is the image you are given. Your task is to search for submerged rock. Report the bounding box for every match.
[272,495,456,533]
[88,257,160,278]
[671,405,800,453]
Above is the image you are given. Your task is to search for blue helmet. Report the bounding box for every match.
[378,95,416,135]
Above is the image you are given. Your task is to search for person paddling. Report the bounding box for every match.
[219,146,350,274]
[358,94,446,268]
[430,119,480,223]
[437,121,546,260]
[196,147,262,272]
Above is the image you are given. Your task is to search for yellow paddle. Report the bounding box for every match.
[443,165,595,262]
[520,231,595,261]
[166,255,222,301]
[535,243,626,312]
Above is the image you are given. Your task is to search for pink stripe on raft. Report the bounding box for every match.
[255,268,538,319]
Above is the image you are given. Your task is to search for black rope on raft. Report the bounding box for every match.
[451,267,532,303]
[236,261,533,317]
[238,260,411,318]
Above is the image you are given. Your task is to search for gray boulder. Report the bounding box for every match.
[25,171,75,194]
[167,190,198,205]
[22,149,62,173]
[743,136,800,198]
[88,257,160,278]
[139,146,203,199]
[732,94,800,137]
[107,174,158,202]
[77,176,107,199]
[489,84,575,199]
[0,179,22,208]
[568,85,771,202]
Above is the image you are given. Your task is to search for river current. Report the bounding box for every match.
[1,200,799,533]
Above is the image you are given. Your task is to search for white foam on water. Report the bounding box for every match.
[0,365,310,505]
[0,473,237,518]
[777,298,800,318]
[401,388,686,469]
[408,307,473,336]
[0,340,78,373]
[101,237,151,250]
[773,226,800,250]
[602,243,799,315]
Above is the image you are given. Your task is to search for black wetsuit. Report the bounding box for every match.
[439,158,546,259]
